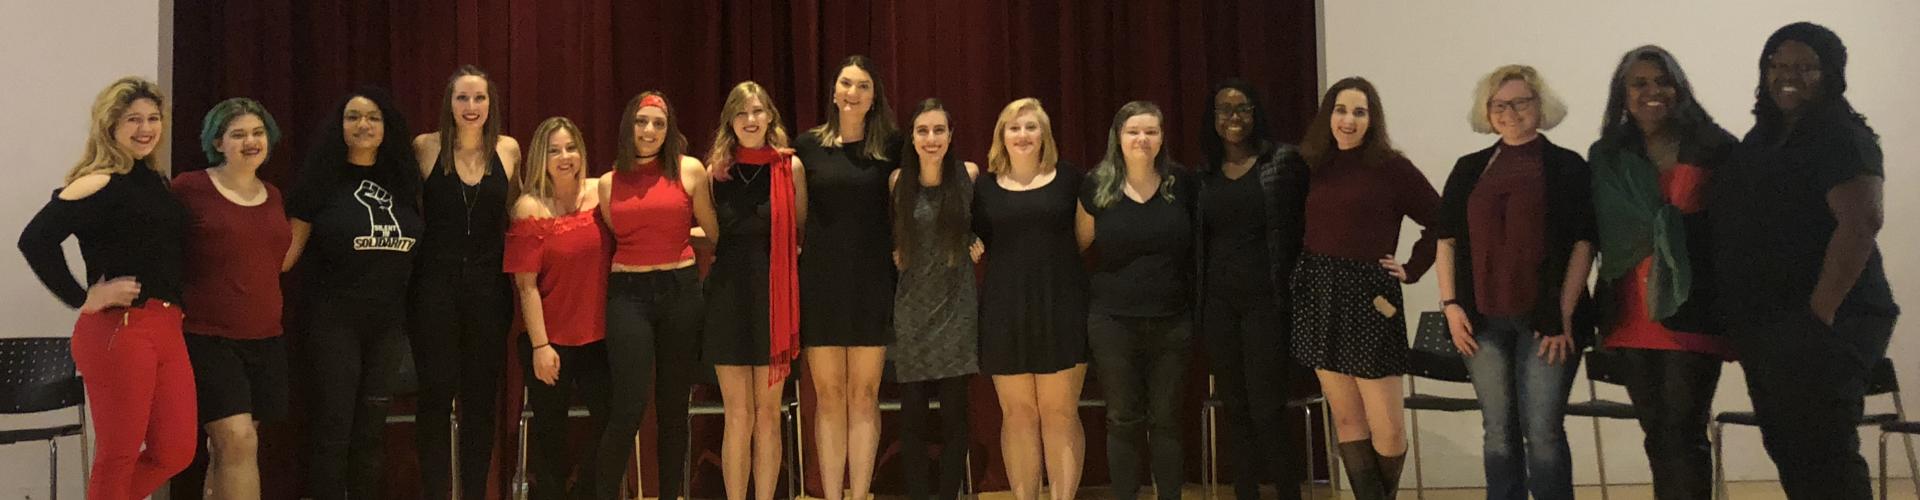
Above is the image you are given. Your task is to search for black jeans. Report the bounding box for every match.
[1729,311,1896,500]
[409,258,513,500]
[304,296,407,500]
[520,335,612,500]
[602,267,704,500]
[1202,292,1302,500]
[1088,312,1192,500]
[898,375,971,500]
[1616,348,1721,500]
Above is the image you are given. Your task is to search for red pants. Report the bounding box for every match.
[71,301,197,500]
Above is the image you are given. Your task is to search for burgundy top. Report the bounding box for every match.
[1466,138,1548,317]
[1303,149,1440,281]
[504,209,609,346]
[173,170,292,339]
[607,161,695,266]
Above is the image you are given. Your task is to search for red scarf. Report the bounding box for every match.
[735,146,800,386]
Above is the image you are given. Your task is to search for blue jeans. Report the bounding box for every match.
[1464,317,1579,500]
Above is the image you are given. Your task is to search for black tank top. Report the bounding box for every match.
[420,150,509,264]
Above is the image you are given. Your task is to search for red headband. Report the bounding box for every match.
[639,94,667,112]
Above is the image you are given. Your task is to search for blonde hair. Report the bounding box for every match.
[706,81,790,178]
[520,117,587,202]
[1468,64,1567,134]
[68,76,169,183]
[986,98,1059,175]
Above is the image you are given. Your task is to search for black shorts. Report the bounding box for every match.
[185,333,290,424]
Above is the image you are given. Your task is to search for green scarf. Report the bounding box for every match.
[1591,147,1690,321]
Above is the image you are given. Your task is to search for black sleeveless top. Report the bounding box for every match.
[420,150,509,264]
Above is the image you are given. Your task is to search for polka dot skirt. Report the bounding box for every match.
[1290,252,1409,378]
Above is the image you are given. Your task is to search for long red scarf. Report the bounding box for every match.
[735,146,800,386]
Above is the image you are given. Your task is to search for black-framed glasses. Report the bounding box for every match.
[1214,104,1255,119]
[1488,97,1537,115]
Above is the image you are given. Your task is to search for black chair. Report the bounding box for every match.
[1401,311,1480,500]
[1711,357,1912,500]
[382,339,460,499]
[1561,348,1636,500]
[1875,419,1920,500]
[0,337,88,500]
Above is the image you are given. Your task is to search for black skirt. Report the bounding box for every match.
[1289,252,1408,378]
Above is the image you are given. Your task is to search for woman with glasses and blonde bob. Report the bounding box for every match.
[973,97,1088,500]
[19,76,195,500]
[704,81,809,500]
[506,116,614,500]
[1434,65,1596,500]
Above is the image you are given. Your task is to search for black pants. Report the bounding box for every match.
[1088,312,1192,500]
[521,335,612,500]
[603,267,704,500]
[1616,348,1721,500]
[1730,311,1896,500]
[1202,292,1303,500]
[898,375,970,500]
[410,259,513,500]
[304,297,407,500]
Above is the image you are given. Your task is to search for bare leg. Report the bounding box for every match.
[752,366,788,500]
[204,414,261,500]
[806,347,850,500]
[993,374,1042,500]
[1036,364,1087,500]
[845,347,886,500]
[716,365,757,500]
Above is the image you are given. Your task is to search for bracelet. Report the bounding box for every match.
[532,342,551,351]
[1440,299,1460,308]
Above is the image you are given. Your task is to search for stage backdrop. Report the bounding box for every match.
[171,0,1318,497]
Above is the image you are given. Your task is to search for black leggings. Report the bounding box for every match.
[1616,347,1721,500]
[520,336,612,500]
[409,260,513,500]
[602,267,704,500]
[1203,291,1302,500]
[898,375,971,500]
[304,297,407,500]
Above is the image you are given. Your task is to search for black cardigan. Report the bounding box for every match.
[1436,136,1596,342]
[1194,142,1311,328]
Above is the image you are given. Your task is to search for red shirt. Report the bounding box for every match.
[1303,151,1441,281]
[1604,164,1735,358]
[504,209,609,346]
[1466,139,1548,317]
[173,170,292,339]
[607,163,696,266]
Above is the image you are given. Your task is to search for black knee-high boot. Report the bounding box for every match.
[1377,451,1406,497]
[1338,439,1387,500]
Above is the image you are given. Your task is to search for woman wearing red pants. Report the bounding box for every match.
[18,76,195,500]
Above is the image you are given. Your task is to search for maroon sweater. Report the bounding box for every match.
[1303,149,1440,282]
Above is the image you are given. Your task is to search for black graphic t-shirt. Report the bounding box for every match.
[289,163,422,302]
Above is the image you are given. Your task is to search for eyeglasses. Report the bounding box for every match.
[1214,104,1256,119]
[1767,62,1822,78]
[1488,97,1537,115]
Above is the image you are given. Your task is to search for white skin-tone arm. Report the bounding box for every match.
[682,156,721,248]
[1537,242,1593,365]
[1436,239,1477,355]
[966,163,983,261]
[510,195,561,385]
[792,156,809,235]
[1074,201,1095,252]
[412,133,439,178]
[284,219,311,272]
[498,135,521,181]
[1811,176,1885,325]
[889,169,903,270]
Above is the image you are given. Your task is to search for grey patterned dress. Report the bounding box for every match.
[889,191,979,382]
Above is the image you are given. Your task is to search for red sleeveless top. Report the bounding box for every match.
[607,160,696,266]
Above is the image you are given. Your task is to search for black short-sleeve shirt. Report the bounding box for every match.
[1080,169,1196,317]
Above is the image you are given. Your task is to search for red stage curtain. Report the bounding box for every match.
[170,1,1318,498]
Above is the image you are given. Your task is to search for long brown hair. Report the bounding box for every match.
[614,91,686,176]
[434,65,503,175]
[892,99,972,267]
[67,77,169,183]
[1300,77,1400,169]
[807,55,897,161]
[706,81,790,180]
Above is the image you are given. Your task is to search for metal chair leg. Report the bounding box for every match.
[1891,394,1920,499]
[515,393,531,500]
[1301,403,1317,497]
[1711,422,1726,500]
[1323,399,1341,495]
[79,401,89,493]
[1410,407,1426,500]
[50,439,59,500]
[636,434,647,499]
[1204,403,1218,499]
[451,399,462,500]
[1879,431,1891,500]
[1591,415,1610,500]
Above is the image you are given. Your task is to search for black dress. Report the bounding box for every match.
[705,162,774,365]
[974,165,1088,375]
[795,134,898,347]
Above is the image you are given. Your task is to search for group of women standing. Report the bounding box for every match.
[17,20,1895,500]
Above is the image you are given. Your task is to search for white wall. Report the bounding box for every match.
[1321,0,1920,488]
[0,0,169,498]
